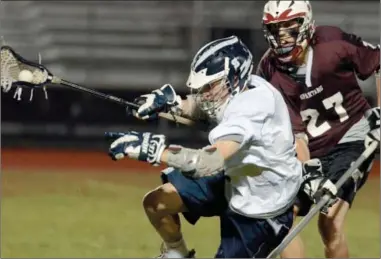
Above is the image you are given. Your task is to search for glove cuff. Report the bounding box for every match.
[152,144,167,166]
[160,84,179,106]
[160,84,181,106]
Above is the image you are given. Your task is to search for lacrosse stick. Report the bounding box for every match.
[0,45,196,127]
[267,140,379,258]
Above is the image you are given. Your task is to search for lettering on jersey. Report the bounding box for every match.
[299,85,323,100]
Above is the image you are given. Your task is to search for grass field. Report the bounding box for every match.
[1,168,380,258]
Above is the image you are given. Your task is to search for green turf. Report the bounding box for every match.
[1,170,380,258]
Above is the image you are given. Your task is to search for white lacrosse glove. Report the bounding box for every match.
[105,131,167,166]
[364,107,380,147]
[302,159,338,212]
[131,84,182,120]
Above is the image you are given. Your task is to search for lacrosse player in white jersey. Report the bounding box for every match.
[105,36,332,258]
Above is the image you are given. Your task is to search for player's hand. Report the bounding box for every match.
[301,159,338,209]
[131,84,180,120]
[364,107,380,147]
[105,131,167,166]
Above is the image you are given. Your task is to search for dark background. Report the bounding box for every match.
[1,1,379,151]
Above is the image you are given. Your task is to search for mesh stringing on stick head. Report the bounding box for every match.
[1,46,50,91]
[1,46,51,100]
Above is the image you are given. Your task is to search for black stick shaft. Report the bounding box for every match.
[60,79,139,109]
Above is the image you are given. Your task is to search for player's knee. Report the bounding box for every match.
[142,190,158,214]
[142,183,178,215]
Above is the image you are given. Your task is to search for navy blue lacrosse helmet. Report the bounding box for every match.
[186,36,253,96]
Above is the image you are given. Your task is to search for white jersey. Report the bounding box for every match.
[208,75,303,218]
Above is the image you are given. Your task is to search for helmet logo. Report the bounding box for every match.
[264,9,306,24]
[231,58,240,70]
[231,58,251,79]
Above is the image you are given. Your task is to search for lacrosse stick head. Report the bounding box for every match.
[1,45,53,100]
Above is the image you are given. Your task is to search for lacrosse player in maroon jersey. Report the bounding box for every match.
[256,1,380,258]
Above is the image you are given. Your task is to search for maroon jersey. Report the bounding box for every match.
[256,26,380,157]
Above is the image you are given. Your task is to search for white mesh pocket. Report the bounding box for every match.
[1,48,19,92]
[1,47,48,92]
[1,47,49,101]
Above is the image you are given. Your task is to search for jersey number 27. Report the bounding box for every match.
[300,92,349,137]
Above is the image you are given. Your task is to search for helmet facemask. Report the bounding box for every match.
[192,76,232,120]
[264,17,312,64]
[191,57,249,121]
[186,36,253,121]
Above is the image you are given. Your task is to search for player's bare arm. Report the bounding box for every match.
[294,133,310,162]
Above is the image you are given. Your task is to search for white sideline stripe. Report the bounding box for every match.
[194,36,238,68]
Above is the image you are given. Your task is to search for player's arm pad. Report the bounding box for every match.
[166,145,225,178]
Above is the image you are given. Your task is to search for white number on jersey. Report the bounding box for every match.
[300,92,349,137]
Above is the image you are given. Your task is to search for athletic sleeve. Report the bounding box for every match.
[208,88,275,147]
[340,31,380,80]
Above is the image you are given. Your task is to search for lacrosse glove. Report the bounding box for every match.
[130,84,182,120]
[105,131,167,166]
[364,107,380,148]
[301,158,338,213]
